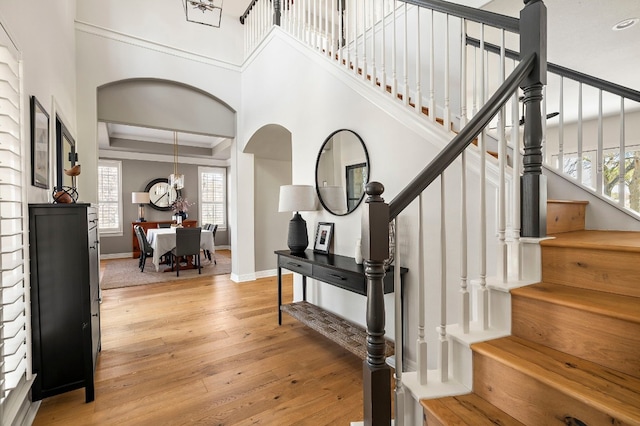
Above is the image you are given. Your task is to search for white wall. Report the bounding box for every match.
[240,29,500,362]
[75,0,244,66]
[0,0,77,203]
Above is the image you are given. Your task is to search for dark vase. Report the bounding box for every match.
[178,211,188,220]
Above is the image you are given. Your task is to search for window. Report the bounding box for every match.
[98,160,123,235]
[199,167,226,229]
[1,39,29,421]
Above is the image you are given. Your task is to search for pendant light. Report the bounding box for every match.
[169,131,184,190]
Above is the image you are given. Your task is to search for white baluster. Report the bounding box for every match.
[380,0,387,93]
[596,89,603,194]
[391,0,397,97]
[393,217,405,426]
[362,0,368,81]
[439,174,448,383]
[497,29,507,283]
[472,47,477,117]
[443,14,451,130]
[460,151,469,334]
[417,193,428,385]
[558,76,564,170]
[577,82,583,185]
[429,9,435,120]
[415,7,422,113]
[459,19,467,128]
[478,24,488,331]
[371,0,376,86]
[354,0,359,76]
[330,0,336,58]
[619,97,626,207]
[402,2,408,105]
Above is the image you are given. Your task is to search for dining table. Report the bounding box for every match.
[146,227,215,272]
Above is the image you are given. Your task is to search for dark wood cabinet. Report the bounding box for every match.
[29,204,101,403]
[131,220,197,258]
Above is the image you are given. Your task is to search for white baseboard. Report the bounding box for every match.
[100,252,133,260]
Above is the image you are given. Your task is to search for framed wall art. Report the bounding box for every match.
[313,222,334,254]
[30,96,50,189]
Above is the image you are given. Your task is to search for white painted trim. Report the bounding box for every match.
[231,268,291,283]
[100,252,132,260]
[75,21,240,70]
[98,148,231,167]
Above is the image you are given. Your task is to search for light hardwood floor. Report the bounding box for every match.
[33,258,364,425]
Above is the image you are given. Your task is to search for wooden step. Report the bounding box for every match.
[511,282,640,379]
[547,199,588,234]
[541,230,640,297]
[422,393,525,426]
[472,336,640,425]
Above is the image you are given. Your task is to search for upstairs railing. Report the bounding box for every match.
[242,0,640,221]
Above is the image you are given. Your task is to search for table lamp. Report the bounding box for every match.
[278,185,317,253]
[132,192,150,222]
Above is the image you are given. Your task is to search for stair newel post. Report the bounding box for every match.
[361,182,391,426]
[519,0,547,238]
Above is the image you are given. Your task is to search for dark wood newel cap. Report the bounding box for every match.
[365,182,385,198]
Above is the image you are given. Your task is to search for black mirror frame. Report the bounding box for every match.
[55,115,76,191]
[315,129,369,216]
[144,178,180,211]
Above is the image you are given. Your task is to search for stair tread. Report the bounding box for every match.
[472,336,640,423]
[422,393,525,426]
[511,282,640,324]
[542,229,640,252]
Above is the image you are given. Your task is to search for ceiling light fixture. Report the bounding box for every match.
[612,17,638,31]
[183,0,223,28]
[169,132,185,191]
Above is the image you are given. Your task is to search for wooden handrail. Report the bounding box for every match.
[388,53,536,220]
[467,36,640,103]
[401,0,519,33]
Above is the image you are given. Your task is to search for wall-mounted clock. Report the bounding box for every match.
[144,178,178,211]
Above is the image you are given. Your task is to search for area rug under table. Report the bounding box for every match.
[100,251,231,290]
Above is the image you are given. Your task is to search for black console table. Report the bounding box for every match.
[275,250,407,325]
[275,250,407,359]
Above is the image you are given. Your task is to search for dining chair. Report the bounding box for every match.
[134,225,154,272]
[171,227,202,276]
[203,224,217,264]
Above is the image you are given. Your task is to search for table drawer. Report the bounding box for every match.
[279,257,313,275]
[313,265,365,295]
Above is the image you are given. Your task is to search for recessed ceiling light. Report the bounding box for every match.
[612,18,639,31]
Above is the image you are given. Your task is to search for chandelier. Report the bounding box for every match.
[183,0,223,28]
[169,132,184,190]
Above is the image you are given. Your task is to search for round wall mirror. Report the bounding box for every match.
[315,129,369,216]
[144,178,178,211]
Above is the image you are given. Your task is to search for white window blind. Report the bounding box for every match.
[98,160,122,234]
[199,167,226,229]
[0,41,29,419]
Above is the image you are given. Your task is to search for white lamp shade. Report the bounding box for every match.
[318,186,347,213]
[132,192,150,204]
[278,185,317,212]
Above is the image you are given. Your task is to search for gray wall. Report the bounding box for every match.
[254,157,292,271]
[99,157,230,256]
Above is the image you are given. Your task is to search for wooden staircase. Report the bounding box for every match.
[422,200,640,425]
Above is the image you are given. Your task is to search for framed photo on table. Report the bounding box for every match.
[30,96,50,189]
[314,222,334,254]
